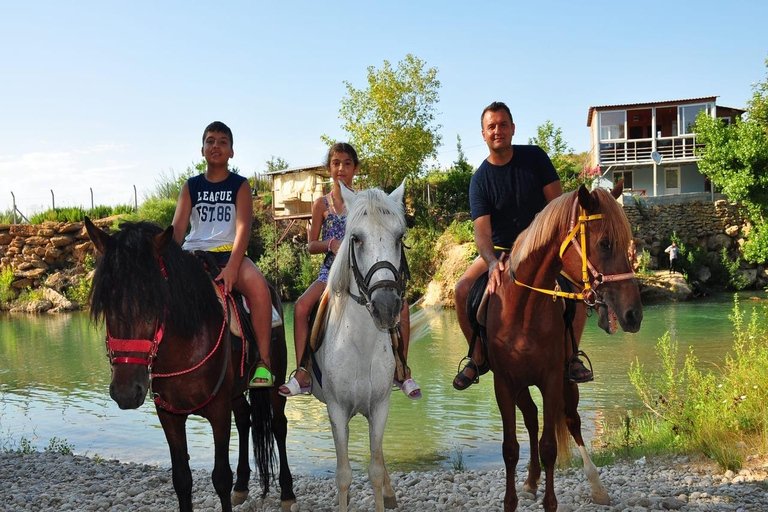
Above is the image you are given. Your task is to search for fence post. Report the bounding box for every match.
[50,189,55,210]
[90,187,94,209]
[11,192,17,224]
[133,185,137,211]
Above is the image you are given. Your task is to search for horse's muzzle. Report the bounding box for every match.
[368,288,402,330]
[110,379,148,409]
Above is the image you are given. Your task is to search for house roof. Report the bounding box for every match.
[586,96,719,126]
[265,163,329,176]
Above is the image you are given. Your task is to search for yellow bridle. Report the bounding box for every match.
[513,199,634,306]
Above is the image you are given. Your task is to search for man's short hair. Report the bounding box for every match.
[481,102,514,128]
[202,121,233,147]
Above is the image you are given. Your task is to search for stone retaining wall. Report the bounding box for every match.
[624,198,766,288]
[0,221,103,291]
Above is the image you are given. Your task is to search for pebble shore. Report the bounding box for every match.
[1,451,767,511]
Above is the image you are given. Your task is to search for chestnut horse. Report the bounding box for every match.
[85,218,296,512]
[486,185,642,512]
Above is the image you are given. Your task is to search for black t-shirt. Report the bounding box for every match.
[469,145,559,249]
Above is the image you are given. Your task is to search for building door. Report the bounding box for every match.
[665,167,680,195]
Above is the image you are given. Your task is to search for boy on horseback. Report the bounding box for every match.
[171,121,275,388]
[278,142,421,399]
[452,102,592,390]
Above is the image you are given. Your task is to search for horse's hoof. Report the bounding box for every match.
[384,495,398,509]
[592,491,611,505]
[522,482,537,496]
[281,498,297,512]
[232,490,248,506]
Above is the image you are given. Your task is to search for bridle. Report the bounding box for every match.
[514,195,635,307]
[347,234,410,312]
[104,255,230,414]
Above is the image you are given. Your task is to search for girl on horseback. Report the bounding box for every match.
[279,142,421,399]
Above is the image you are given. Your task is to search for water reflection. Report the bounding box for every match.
[0,293,762,475]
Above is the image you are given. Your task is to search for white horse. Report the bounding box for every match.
[311,181,408,512]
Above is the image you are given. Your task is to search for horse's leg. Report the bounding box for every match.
[271,386,296,511]
[268,317,297,512]
[367,401,395,512]
[564,381,610,505]
[382,463,397,510]
[231,393,251,506]
[493,374,519,512]
[157,411,194,512]
[517,387,541,496]
[327,403,353,512]
[539,378,562,512]
[208,398,235,512]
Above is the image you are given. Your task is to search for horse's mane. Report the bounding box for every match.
[326,187,406,322]
[510,188,632,271]
[90,221,221,338]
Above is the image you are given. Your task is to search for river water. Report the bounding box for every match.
[0,293,763,476]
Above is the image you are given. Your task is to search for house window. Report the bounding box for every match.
[599,111,626,140]
[718,117,732,125]
[613,170,633,190]
[679,103,712,135]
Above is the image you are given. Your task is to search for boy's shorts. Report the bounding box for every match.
[206,250,231,267]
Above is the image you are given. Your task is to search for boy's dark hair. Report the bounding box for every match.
[202,121,233,147]
[325,142,359,168]
[481,102,514,128]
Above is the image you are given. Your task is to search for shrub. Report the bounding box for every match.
[445,219,474,245]
[405,226,440,301]
[618,295,768,470]
[0,266,16,304]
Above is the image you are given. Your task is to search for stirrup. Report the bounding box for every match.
[566,350,594,383]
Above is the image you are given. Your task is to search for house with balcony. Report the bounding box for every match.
[587,97,744,198]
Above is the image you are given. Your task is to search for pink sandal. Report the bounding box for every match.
[394,377,422,400]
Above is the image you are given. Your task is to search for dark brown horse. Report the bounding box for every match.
[85,218,296,512]
[486,185,642,512]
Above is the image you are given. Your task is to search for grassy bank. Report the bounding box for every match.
[594,295,768,471]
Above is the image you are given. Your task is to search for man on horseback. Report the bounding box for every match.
[171,121,275,388]
[452,102,593,390]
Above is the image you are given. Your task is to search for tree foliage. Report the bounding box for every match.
[695,57,768,263]
[265,156,289,174]
[528,120,590,191]
[328,54,442,189]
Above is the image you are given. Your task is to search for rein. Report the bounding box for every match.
[347,235,410,310]
[513,195,635,307]
[103,257,232,415]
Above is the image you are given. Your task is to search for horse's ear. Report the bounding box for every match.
[389,179,406,205]
[154,226,174,255]
[84,216,112,255]
[611,179,624,199]
[340,182,357,209]
[577,185,598,212]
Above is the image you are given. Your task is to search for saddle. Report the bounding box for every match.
[194,251,282,361]
[466,271,581,379]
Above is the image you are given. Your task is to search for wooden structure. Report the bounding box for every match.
[267,164,329,243]
[586,97,744,198]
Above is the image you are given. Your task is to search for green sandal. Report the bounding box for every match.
[249,364,274,388]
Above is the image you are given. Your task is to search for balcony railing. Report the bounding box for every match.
[598,135,703,165]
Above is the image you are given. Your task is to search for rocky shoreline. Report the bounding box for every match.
[2,451,766,511]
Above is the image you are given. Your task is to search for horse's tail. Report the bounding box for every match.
[249,387,276,498]
[555,406,573,468]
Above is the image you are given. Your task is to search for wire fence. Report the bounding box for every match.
[5,187,139,224]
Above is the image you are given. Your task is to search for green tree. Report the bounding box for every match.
[528,120,587,191]
[695,57,768,263]
[265,156,289,173]
[327,54,442,189]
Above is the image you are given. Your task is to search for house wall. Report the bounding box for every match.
[681,164,706,193]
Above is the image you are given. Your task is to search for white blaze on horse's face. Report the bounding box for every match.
[340,181,406,330]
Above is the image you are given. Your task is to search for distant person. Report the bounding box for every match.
[278,142,421,400]
[628,239,638,271]
[452,101,594,390]
[171,121,274,388]
[665,241,679,275]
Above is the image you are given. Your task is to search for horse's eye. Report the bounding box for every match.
[599,239,611,252]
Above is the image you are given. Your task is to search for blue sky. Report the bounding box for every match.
[2,0,766,215]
